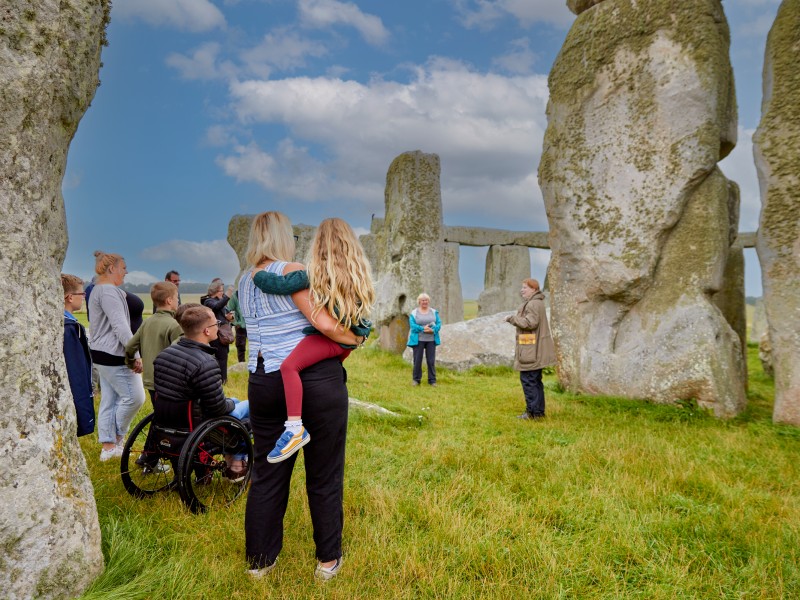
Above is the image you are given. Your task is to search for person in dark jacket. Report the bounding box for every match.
[201,279,234,383]
[153,304,249,477]
[153,305,248,428]
[61,274,95,436]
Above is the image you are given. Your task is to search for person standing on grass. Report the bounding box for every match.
[240,211,361,581]
[250,217,374,464]
[62,274,95,437]
[88,251,146,461]
[227,290,248,363]
[407,293,441,386]
[125,281,183,404]
[201,279,234,384]
[506,278,556,420]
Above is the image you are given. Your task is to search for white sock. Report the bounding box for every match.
[284,419,303,435]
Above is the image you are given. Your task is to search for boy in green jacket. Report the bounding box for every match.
[125,281,183,404]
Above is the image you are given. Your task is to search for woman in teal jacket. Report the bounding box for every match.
[407,293,441,386]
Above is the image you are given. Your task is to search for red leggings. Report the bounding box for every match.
[280,335,351,417]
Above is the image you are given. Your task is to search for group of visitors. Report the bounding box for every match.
[60,209,556,583]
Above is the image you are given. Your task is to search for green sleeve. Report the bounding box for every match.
[253,269,309,295]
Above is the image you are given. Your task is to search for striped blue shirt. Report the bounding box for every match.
[238,261,310,374]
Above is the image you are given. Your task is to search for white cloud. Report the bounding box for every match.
[166,42,237,80]
[719,126,760,232]
[298,0,390,46]
[220,59,550,226]
[240,29,329,76]
[492,37,537,74]
[125,270,160,285]
[114,0,226,32]
[140,240,240,281]
[453,0,574,29]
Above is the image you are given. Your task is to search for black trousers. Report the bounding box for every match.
[245,358,348,569]
[235,326,247,363]
[209,339,229,383]
[412,341,437,384]
[520,369,545,416]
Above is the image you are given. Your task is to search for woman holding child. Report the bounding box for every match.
[241,211,371,581]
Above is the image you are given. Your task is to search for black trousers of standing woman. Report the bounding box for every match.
[412,341,437,384]
[245,357,349,569]
[209,338,229,383]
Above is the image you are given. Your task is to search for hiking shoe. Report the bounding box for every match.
[315,557,343,581]
[412,381,420,386]
[248,558,277,579]
[267,427,310,463]
[516,412,532,420]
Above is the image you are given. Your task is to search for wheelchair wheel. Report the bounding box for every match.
[120,413,177,498]
[177,416,253,514]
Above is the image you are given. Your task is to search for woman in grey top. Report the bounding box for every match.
[88,251,145,461]
[407,293,442,386]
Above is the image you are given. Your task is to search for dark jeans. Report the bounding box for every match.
[235,326,247,363]
[245,357,348,569]
[412,341,437,384]
[520,369,545,416]
[209,339,229,383]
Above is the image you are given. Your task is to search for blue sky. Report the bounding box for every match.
[62,0,780,298]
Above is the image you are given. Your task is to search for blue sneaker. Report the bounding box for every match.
[267,427,310,463]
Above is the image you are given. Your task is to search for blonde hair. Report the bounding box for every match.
[151,281,178,306]
[417,293,430,304]
[61,274,83,296]
[94,250,124,275]
[307,218,374,329]
[246,211,295,266]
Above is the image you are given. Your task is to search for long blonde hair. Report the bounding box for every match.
[246,211,295,266]
[307,218,374,329]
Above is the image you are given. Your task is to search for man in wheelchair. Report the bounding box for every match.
[152,304,250,480]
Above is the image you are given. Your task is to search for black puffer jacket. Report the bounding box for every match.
[153,337,234,428]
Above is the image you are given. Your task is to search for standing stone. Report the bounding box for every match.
[750,298,768,342]
[0,1,108,598]
[477,245,531,316]
[370,151,451,352]
[754,0,800,425]
[540,0,745,416]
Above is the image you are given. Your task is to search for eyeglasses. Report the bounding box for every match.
[68,292,86,296]
[206,320,223,330]
[169,279,181,284]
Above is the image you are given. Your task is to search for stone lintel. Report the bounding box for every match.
[444,226,550,248]
[734,232,757,248]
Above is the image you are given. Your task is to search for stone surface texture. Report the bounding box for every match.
[403,312,517,370]
[539,0,746,416]
[478,246,531,317]
[754,0,800,425]
[0,1,108,597]
[750,298,767,342]
[368,151,453,351]
[567,0,608,15]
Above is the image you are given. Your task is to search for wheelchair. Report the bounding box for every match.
[120,411,253,514]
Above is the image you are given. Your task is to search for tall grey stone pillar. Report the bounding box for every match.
[754,0,800,425]
[477,245,531,316]
[372,151,449,352]
[0,1,109,597]
[540,0,745,416]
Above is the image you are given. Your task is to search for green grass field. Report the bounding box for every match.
[76,323,799,599]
